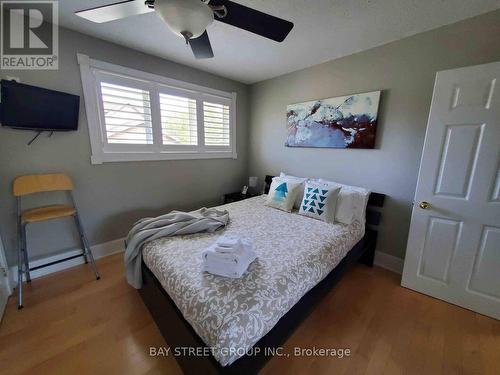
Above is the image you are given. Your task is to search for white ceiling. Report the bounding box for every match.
[59,0,500,84]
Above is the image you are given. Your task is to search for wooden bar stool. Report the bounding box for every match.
[13,173,100,309]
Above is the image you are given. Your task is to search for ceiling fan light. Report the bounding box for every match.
[155,0,214,39]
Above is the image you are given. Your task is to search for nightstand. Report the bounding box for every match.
[224,192,259,204]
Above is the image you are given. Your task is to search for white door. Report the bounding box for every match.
[402,61,500,320]
[0,233,11,321]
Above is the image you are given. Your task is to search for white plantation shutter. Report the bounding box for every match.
[99,82,153,144]
[159,93,198,145]
[79,55,236,163]
[203,101,230,146]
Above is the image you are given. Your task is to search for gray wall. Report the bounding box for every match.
[0,27,249,265]
[2,10,499,266]
[248,10,500,259]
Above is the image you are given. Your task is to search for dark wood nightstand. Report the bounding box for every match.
[224,192,259,204]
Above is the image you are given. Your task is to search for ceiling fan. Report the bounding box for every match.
[75,0,294,59]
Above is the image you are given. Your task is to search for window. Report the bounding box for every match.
[159,93,197,146]
[204,101,230,146]
[78,54,236,164]
[100,82,153,145]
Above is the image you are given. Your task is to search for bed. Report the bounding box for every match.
[139,177,385,374]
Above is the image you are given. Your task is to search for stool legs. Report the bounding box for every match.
[17,223,27,309]
[16,212,100,309]
[17,244,23,310]
[22,224,31,283]
[17,223,30,309]
[74,214,100,280]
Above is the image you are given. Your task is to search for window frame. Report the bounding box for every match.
[77,54,237,164]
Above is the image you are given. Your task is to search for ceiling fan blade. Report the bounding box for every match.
[189,31,214,59]
[210,0,293,42]
[75,0,154,23]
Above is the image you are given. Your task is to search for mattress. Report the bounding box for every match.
[142,195,364,366]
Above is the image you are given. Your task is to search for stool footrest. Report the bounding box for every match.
[28,252,86,272]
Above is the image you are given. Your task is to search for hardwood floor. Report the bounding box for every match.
[0,254,498,375]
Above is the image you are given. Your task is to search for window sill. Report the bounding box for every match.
[91,151,237,164]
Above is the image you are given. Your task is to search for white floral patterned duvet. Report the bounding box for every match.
[142,195,364,366]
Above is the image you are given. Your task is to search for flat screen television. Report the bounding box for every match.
[0,80,80,131]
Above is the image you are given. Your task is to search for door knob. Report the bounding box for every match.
[419,201,430,209]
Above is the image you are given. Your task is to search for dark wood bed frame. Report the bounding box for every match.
[139,176,385,374]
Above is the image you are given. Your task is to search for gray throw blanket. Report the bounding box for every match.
[124,207,229,289]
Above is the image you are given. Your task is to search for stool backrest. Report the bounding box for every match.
[13,174,74,197]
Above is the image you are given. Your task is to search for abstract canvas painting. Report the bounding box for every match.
[285,90,381,149]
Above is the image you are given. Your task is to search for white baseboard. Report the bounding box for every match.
[8,237,125,288]
[374,251,404,274]
[6,241,403,289]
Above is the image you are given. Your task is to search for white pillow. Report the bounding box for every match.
[265,178,303,212]
[299,181,341,223]
[279,172,308,209]
[318,179,370,225]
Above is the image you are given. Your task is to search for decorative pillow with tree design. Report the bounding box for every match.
[265,178,303,212]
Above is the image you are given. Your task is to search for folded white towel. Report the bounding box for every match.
[202,254,255,278]
[202,262,247,278]
[202,236,256,278]
[203,240,254,264]
[216,234,241,248]
[213,234,243,254]
[213,243,241,254]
